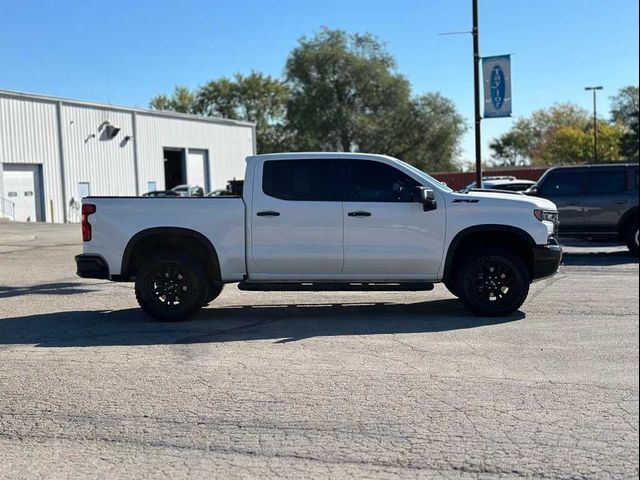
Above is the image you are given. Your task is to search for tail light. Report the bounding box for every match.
[82,204,96,241]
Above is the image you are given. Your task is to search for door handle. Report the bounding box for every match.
[613,200,627,205]
[348,211,372,217]
[566,201,578,206]
[256,210,280,217]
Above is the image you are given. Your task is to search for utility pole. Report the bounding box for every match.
[585,86,603,163]
[472,0,482,187]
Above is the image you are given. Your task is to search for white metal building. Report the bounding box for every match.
[0,89,256,223]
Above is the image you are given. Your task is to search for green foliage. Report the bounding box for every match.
[285,28,466,171]
[490,103,625,166]
[610,86,639,161]
[488,119,535,166]
[149,86,196,114]
[196,72,292,153]
[149,28,467,172]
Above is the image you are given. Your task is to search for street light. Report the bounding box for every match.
[585,86,603,163]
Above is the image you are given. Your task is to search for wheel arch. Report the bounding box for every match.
[443,225,536,282]
[618,206,639,237]
[120,227,221,282]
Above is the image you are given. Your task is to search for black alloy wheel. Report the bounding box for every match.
[470,260,516,305]
[458,248,529,317]
[148,265,194,308]
[135,254,206,321]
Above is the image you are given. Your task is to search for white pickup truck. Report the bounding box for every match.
[76,152,562,321]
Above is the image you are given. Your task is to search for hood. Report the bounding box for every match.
[452,191,557,211]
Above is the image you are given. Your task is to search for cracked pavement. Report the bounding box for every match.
[0,223,638,479]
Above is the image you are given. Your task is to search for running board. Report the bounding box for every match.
[237,281,434,292]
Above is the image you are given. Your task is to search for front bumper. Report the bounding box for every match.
[75,254,110,279]
[532,238,563,280]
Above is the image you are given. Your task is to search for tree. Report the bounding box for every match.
[285,28,466,171]
[195,72,292,153]
[488,119,535,166]
[610,86,639,161]
[151,74,290,153]
[149,86,196,113]
[490,103,624,166]
[150,28,467,168]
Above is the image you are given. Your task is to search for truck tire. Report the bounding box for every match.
[458,247,530,317]
[204,282,224,305]
[134,253,206,321]
[624,220,639,257]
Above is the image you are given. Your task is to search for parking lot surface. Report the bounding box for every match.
[1,223,638,479]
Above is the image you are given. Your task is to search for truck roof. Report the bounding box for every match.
[247,152,394,162]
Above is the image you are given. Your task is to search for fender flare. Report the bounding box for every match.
[120,227,221,280]
[443,224,536,281]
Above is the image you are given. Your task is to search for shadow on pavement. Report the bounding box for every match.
[561,250,638,266]
[0,299,524,348]
[0,282,99,299]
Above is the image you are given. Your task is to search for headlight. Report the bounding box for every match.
[534,209,559,237]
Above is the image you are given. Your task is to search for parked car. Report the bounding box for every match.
[460,176,536,194]
[171,185,205,197]
[76,152,561,321]
[206,189,232,197]
[206,179,245,197]
[142,190,180,197]
[525,163,639,255]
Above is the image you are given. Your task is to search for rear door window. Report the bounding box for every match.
[540,171,583,196]
[586,170,626,194]
[262,159,341,201]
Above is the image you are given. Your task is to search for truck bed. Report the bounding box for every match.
[82,196,246,280]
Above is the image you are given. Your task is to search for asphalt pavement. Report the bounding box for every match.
[0,222,638,479]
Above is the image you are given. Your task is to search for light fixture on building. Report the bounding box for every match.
[105,122,121,139]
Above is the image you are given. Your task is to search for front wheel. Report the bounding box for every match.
[458,248,530,317]
[624,220,639,257]
[135,253,206,321]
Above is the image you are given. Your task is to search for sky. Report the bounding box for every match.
[1,0,638,167]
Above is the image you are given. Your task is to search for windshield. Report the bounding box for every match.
[402,162,453,193]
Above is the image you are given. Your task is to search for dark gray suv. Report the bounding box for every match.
[526,164,639,255]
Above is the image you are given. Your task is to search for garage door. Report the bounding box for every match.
[2,165,41,222]
[186,149,208,191]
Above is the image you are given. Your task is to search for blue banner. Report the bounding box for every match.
[482,55,512,118]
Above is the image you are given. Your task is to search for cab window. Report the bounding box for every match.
[262,159,341,201]
[343,160,419,202]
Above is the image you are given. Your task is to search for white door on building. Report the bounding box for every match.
[2,166,40,222]
[186,150,208,191]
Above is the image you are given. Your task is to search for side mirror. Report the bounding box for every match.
[525,186,539,196]
[414,186,437,212]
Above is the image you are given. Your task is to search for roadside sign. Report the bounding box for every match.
[482,55,511,118]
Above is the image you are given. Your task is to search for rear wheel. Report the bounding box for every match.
[624,220,639,257]
[458,248,530,317]
[134,253,206,321]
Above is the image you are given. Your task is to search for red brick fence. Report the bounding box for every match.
[431,167,549,191]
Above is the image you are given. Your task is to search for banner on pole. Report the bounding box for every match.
[482,55,511,118]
